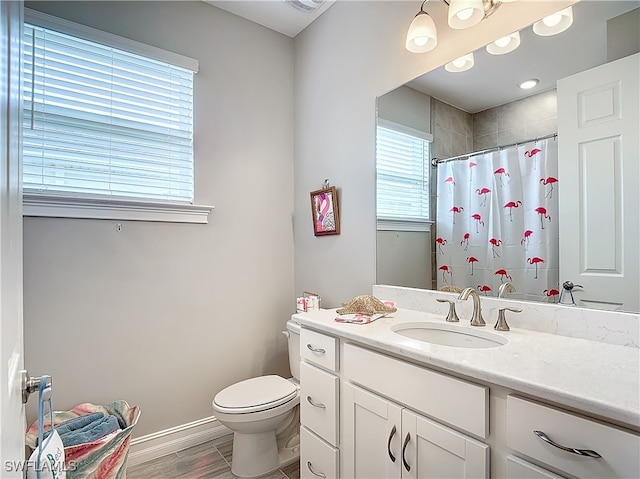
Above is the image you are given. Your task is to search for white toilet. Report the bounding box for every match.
[212,320,301,478]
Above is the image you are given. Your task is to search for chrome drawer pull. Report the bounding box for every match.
[387,425,397,462]
[402,432,411,472]
[306,343,326,354]
[533,430,602,458]
[306,395,326,409]
[307,461,327,478]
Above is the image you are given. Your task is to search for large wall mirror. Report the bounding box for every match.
[376,0,639,313]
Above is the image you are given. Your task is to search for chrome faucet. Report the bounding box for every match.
[498,282,516,298]
[458,287,486,326]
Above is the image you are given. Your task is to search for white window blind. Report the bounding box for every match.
[376,123,431,229]
[22,20,196,204]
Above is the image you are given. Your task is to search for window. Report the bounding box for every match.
[376,120,432,231]
[22,10,210,223]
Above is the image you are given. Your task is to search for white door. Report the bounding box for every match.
[557,53,640,312]
[1,1,26,477]
[342,383,403,478]
[403,409,489,479]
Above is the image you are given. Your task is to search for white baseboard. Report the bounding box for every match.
[127,415,233,467]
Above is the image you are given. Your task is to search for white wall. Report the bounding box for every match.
[293,0,576,307]
[23,1,294,437]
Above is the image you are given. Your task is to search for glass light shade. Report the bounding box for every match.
[445,52,475,72]
[448,0,484,29]
[405,11,438,53]
[533,7,573,36]
[486,31,521,55]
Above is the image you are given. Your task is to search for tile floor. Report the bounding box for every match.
[126,439,300,479]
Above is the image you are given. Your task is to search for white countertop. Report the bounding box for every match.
[293,307,640,429]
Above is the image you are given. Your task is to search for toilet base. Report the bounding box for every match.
[230,430,300,478]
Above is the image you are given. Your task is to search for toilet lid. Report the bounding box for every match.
[213,375,298,413]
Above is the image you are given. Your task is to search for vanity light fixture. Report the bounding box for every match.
[486,31,521,55]
[533,6,573,36]
[519,79,539,90]
[445,52,475,72]
[405,0,438,53]
[406,0,511,53]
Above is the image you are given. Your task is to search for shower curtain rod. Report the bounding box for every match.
[431,133,557,166]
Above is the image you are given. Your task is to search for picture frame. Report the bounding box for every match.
[310,186,340,236]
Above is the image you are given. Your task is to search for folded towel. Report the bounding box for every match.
[59,414,120,447]
[42,412,105,444]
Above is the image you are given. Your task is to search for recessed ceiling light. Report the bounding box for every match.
[519,79,539,90]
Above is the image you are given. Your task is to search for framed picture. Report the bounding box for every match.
[310,186,340,236]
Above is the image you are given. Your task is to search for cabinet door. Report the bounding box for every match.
[402,409,489,479]
[342,383,403,478]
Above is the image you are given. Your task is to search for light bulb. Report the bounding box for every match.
[453,58,467,68]
[456,8,474,21]
[413,36,429,47]
[495,36,511,48]
[543,13,562,27]
[519,79,539,90]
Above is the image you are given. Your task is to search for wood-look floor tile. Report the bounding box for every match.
[281,461,300,479]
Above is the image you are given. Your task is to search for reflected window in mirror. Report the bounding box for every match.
[376,121,432,231]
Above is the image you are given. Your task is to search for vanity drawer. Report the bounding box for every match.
[300,361,339,446]
[301,328,338,372]
[343,343,488,438]
[301,426,338,479]
[507,395,640,479]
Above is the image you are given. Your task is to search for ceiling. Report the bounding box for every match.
[406,0,639,113]
[203,0,336,37]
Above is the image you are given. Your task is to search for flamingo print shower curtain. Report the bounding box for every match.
[436,138,559,302]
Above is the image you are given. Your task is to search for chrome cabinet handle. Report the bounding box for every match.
[387,425,397,462]
[402,432,411,472]
[306,395,326,409]
[306,343,326,354]
[533,430,602,458]
[307,461,327,478]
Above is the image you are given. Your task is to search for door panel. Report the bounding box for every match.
[1,0,26,476]
[558,53,640,312]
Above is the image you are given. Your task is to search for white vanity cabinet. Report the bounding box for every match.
[342,382,489,478]
[300,328,340,479]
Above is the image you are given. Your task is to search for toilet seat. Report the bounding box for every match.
[213,375,298,414]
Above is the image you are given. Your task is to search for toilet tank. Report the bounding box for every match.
[285,320,301,381]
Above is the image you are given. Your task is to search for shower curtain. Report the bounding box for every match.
[436,137,559,303]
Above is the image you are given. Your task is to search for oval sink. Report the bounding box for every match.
[391,322,508,348]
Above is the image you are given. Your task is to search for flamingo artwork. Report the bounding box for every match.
[527,257,545,279]
[471,213,484,233]
[494,167,510,186]
[476,187,491,207]
[525,148,542,158]
[436,237,447,254]
[503,200,522,222]
[477,285,492,295]
[450,206,464,224]
[544,289,560,303]
[467,256,479,275]
[444,176,455,187]
[494,269,512,283]
[521,229,533,248]
[439,265,452,283]
[469,161,477,183]
[489,238,502,258]
[535,207,551,229]
[540,177,558,198]
[460,232,470,251]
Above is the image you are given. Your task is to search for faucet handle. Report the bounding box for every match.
[436,298,460,322]
[495,307,522,331]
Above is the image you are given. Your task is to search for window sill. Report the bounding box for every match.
[23,194,214,224]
